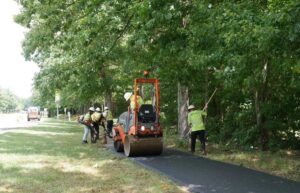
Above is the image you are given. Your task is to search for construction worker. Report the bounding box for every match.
[103,106,113,138]
[124,92,144,111]
[92,107,102,142]
[188,104,208,155]
[82,107,95,144]
[100,110,107,144]
[124,92,144,132]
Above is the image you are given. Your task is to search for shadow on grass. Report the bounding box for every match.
[0,132,103,159]
[30,121,82,133]
[0,157,179,193]
[0,119,102,159]
[0,162,129,193]
[0,119,185,193]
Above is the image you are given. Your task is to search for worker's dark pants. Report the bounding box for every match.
[107,120,113,135]
[93,122,100,140]
[125,111,133,133]
[90,126,95,142]
[101,122,106,131]
[191,130,206,153]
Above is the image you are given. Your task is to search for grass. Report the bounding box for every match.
[0,119,186,193]
[164,128,300,182]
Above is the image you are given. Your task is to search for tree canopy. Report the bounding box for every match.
[0,88,24,112]
[16,0,300,150]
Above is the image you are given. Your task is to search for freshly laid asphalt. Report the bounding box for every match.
[107,143,300,193]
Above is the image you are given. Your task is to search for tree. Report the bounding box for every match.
[16,0,300,150]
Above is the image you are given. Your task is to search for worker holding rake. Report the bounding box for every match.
[187,88,217,155]
[188,104,208,155]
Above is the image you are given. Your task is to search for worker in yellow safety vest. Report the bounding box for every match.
[124,92,144,111]
[188,104,208,155]
[92,107,102,142]
[82,107,95,144]
[124,92,144,132]
[103,106,113,138]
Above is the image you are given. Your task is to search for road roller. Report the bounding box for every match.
[112,74,163,157]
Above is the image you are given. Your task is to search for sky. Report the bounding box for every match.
[0,0,39,98]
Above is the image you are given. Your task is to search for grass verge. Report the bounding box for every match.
[164,128,300,182]
[0,119,186,193]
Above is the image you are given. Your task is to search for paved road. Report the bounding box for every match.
[0,113,38,131]
[107,142,300,193]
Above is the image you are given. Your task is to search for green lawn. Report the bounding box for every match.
[0,119,186,193]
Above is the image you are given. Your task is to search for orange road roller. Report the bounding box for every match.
[112,75,163,157]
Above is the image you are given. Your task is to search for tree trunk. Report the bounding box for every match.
[255,60,269,151]
[177,82,189,138]
[104,92,112,110]
[98,67,112,111]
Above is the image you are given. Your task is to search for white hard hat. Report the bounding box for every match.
[104,107,109,110]
[188,105,195,110]
[89,107,95,111]
[95,107,101,112]
[124,92,132,101]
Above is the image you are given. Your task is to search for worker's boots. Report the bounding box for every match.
[82,140,88,144]
[102,134,107,144]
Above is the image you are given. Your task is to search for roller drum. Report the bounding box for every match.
[124,135,163,157]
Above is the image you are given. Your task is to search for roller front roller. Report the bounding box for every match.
[124,135,163,157]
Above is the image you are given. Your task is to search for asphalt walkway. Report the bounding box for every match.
[107,143,300,193]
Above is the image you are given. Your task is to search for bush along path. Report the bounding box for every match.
[0,119,185,193]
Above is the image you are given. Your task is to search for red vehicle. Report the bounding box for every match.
[112,74,163,156]
[27,107,40,121]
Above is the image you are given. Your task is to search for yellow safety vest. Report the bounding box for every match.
[83,113,91,121]
[92,112,101,122]
[106,110,113,121]
[130,95,144,110]
[83,113,92,125]
[188,110,207,131]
